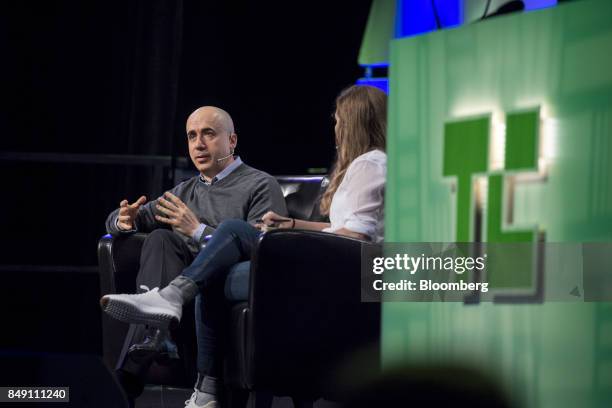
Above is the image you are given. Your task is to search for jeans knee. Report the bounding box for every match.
[216,219,249,235]
[143,229,176,247]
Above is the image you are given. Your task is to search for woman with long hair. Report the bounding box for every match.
[101,84,387,408]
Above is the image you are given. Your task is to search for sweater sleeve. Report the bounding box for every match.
[246,175,288,224]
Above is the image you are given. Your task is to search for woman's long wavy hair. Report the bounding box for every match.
[319,85,387,215]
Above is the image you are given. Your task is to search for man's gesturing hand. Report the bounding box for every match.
[155,192,200,238]
[117,195,147,231]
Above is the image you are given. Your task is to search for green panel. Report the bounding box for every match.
[505,110,539,171]
[443,117,489,241]
[385,1,612,407]
[358,0,395,66]
[443,117,489,176]
[486,174,534,288]
[486,175,534,244]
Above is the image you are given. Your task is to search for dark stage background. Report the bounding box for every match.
[0,0,372,354]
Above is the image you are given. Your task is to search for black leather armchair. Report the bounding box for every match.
[98,176,381,405]
[236,229,380,399]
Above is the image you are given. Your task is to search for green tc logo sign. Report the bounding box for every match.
[443,109,545,302]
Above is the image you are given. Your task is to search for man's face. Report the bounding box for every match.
[186,109,236,178]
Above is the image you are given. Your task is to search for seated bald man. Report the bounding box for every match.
[104,106,287,401]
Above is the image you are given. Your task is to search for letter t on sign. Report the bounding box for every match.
[443,116,490,242]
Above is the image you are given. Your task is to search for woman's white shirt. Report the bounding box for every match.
[323,149,386,242]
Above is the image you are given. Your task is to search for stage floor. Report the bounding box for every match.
[136,386,341,408]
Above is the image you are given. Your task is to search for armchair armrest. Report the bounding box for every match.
[97,233,147,368]
[245,229,381,397]
[98,233,148,295]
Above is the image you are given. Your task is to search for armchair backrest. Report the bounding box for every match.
[275,176,328,222]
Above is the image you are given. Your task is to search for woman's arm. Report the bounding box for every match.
[326,155,386,242]
[293,218,331,231]
[260,211,330,231]
[333,227,369,241]
[260,212,367,239]
[260,212,366,239]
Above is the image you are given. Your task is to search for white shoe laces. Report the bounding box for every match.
[184,389,197,406]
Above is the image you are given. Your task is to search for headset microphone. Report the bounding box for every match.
[216,152,234,162]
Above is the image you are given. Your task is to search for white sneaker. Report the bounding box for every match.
[100,288,181,329]
[184,389,218,408]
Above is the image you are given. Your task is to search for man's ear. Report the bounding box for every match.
[230,132,238,149]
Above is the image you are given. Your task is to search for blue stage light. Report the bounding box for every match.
[357,77,389,94]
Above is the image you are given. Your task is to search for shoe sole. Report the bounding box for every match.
[100,297,179,330]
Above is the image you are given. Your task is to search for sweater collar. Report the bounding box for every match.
[199,156,242,185]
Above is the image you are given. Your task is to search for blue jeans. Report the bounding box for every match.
[181,219,262,376]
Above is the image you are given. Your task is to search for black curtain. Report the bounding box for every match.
[0,0,186,266]
[121,0,183,157]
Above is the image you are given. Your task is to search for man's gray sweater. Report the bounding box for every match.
[105,162,287,251]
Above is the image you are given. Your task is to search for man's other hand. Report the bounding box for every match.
[155,192,200,238]
[117,195,147,231]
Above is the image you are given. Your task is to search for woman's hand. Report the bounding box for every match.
[257,211,293,230]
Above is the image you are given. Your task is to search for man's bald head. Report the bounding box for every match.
[187,106,235,134]
[185,105,238,180]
